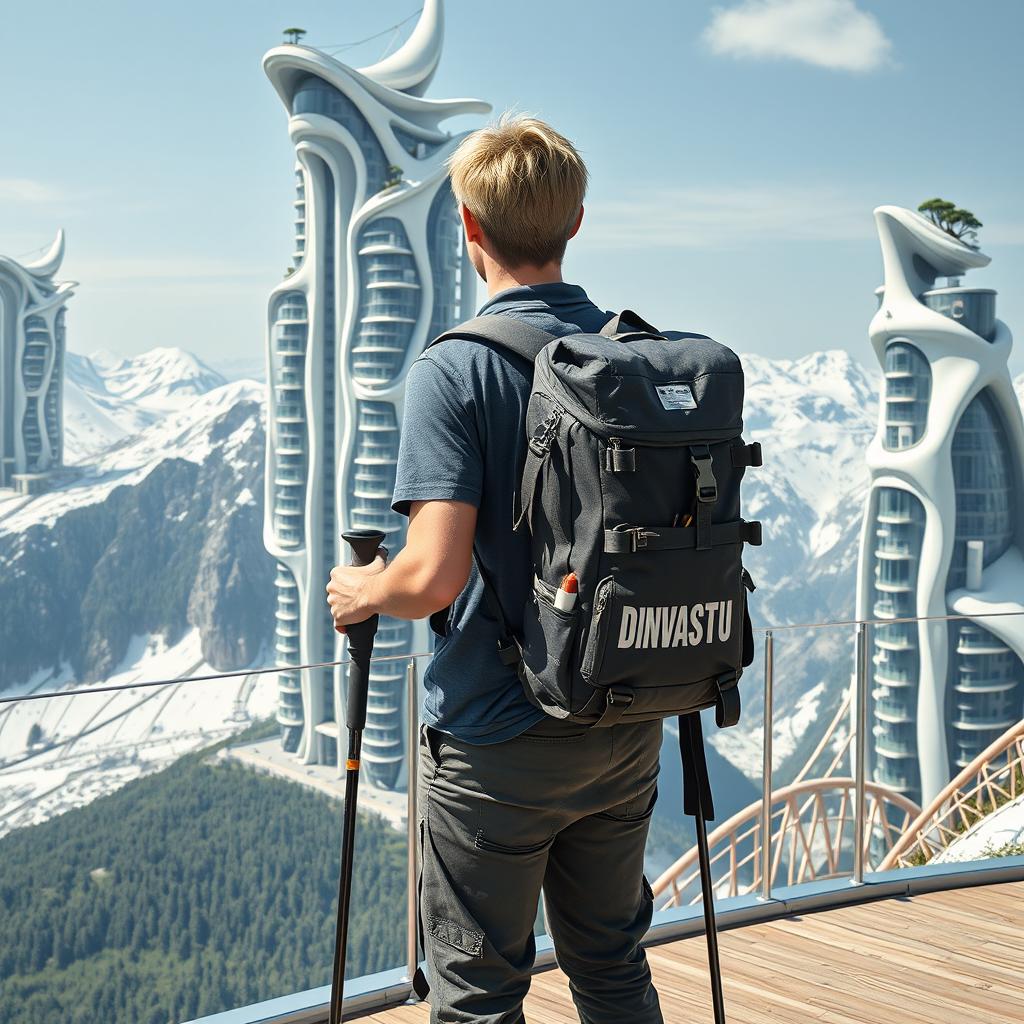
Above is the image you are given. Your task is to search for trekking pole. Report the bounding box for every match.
[330,528,386,1024]
[679,712,727,1024]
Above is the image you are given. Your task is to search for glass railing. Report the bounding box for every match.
[2,610,1024,1023]
[0,651,429,1024]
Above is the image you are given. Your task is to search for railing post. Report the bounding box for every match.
[405,657,420,989]
[853,621,870,884]
[761,629,774,900]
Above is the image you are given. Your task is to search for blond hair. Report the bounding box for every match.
[447,114,588,268]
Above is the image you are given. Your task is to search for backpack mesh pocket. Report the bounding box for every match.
[519,579,580,718]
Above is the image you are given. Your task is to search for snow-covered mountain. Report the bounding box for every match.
[2,343,1019,816]
[0,349,278,836]
[742,349,878,613]
[0,350,272,689]
[700,350,880,778]
[63,347,228,462]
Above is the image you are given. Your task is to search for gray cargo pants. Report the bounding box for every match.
[418,715,664,1024]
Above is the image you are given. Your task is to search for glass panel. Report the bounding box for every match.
[921,287,997,341]
[291,76,387,193]
[0,650,427,1021]
[427,182,464,340]
[947,388,1016,589]
[391,123,444,160]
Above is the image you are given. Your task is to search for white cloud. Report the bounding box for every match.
[0,178,64,203]
[585,184,877,250]
[704,0,893,72]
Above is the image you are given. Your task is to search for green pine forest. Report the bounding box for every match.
[0,724,407,1024]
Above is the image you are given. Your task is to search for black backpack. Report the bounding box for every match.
[429,310,762,730]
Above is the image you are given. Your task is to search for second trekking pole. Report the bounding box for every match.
[330,528,386,1024]
[679,711,727,1024]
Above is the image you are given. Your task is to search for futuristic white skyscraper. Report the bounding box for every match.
[0,231,75,494]
[262,1,489,787]
[856,206,1024,807]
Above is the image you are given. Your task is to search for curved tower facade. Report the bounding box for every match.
[0,232,74,494]
[262,1,489,788]
[856,206,1024,806]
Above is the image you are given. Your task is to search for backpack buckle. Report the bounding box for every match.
[608,687,635,709]
[628,527,656,552]
[690,445,718,503]
[593,686,636,727]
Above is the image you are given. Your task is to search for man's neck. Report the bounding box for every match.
[485,261,564,298]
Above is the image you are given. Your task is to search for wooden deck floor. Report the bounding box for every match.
[362,881,1024,1023]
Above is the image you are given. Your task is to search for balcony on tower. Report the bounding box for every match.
[882,341,931,450]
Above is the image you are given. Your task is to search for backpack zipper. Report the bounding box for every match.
[581,577,614,681]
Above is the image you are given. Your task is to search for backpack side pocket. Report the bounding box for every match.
[518,578,580,719]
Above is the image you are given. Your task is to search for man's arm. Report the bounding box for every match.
[326,498,476,632]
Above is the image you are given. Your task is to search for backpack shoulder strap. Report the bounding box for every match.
[428,314,555,363]
[423,313,552,666]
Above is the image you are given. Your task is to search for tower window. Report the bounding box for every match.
[883,341,931,451]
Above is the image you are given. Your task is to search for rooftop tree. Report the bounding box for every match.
[283,26,306,45]
[918,198,983,249]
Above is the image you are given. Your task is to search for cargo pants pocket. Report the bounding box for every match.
[421,810,546,1021]
[421,817,485,959]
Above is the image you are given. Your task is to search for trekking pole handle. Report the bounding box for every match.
[341,529,386,733]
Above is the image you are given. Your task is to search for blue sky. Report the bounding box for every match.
[3,0,1023,375]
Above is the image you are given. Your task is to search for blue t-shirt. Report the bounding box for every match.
[391,283,612,743]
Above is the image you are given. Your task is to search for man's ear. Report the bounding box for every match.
[567,204,584,240]
[461,203,483,245]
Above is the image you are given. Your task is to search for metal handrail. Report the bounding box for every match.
[752,608,1024,633]
[853,622,870,884]
[651,778,921,906]
[0,650,437,705]
[760,631,774,901]
[4,608,1021,708]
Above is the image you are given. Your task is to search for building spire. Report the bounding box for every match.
[356,0,444,97]
[23,229,65,279]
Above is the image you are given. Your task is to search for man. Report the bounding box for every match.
[327,115,663,1024]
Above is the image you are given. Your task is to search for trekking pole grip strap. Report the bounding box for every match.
[679,712,715,820]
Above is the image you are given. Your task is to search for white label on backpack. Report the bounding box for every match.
[617,601,733,648]
[655,383,697,410]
